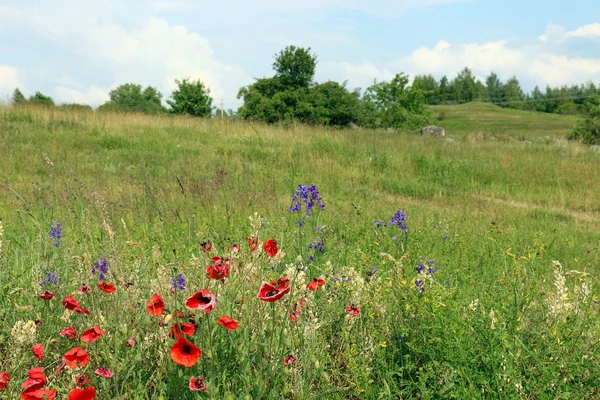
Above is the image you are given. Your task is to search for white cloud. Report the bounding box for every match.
[566,23,600,38]
[55,85,109,106]
[0,66,21,93]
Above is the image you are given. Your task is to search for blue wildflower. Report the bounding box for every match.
[389,209,407,232]
[369,267,378,277]
[289,184,325,217]
[416,264,425,273]
[426,259,435,265]
[171,274,186,292]
[427,267,438,275]
[297,220,305,228]
[92,258,109,281]
[40,272,59,286]
[308,239,326,253]
[415,279,424,292]
[48,222,63,247]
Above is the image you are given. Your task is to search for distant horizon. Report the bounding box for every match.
[1,0,599,109]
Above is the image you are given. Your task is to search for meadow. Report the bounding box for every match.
[0,104,599,399]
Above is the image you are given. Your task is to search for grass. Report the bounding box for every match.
[0,105,599,399]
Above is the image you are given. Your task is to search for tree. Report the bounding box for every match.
[438,76,451,103]
[568,96,600,144]
[310,81,361,126]
[485,72,504,105]
[451,68,478,104]
[29,91,55,106]
[272,46,317,90]
[412,75,440,104]
[167,78,214,117]
[503,76,524,107]
[12,88,26,104]
[99,83,165,114]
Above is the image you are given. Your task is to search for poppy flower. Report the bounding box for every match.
[0,372,9,390]
[32,343,44,361]
[206,257,229,280]
[21,367,46,391]
[98,282,116,293]
[62,296,80,310]
[39,291,54,300]
[77,285,90,295]
[246,237,259,253]
[185,290,216,313]
[81,326,106,344]
[63,347,90,368]
[306,277,326,291]
[257,277,290,302]
[60,327,78,341]
[147,294,165,316]
[299,298,307,308]
[189,377,206,391]
[125,336,137,347]
[94,369,113,379]
[68,386,95,400]
[74,307,90,315]
[75,374,91,388]
[263,239,279,258]
[345,305,361,316]
[170,337,202,367]
[216,316,239,331]
[227,244,240,253]
[56,360,67,376]
[21,389,57,400]
[169,323,196,339]
[199,241,212,253]
[289,305,301,322]
[284,354,297,366]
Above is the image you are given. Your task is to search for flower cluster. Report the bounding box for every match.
[40,272,59,287]
[48,222,62,247]
[91,258,108,281]
[389,209,407,232]
[171,274,186,292]
[289,184,325,225]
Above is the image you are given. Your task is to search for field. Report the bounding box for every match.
[1,104,599,399]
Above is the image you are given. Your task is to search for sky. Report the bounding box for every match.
[1,0,600,109]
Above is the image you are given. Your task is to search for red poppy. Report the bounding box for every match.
[345,305,361,316]
[94,369,113,379]
[77,285,90,295]
[63,348,90,368]
[21,389,57,400]
[169,323,196,339]
[98,282,116,293]
[216,316,239,331]
[60,327,78,341]
[284,354,297,366]
[299,298,307,308]
[227,244,240,253]
[125,336,137,347]
[62,296,80,310]
[185,290,216,313]
[263,239,279,258]
[0,372,9,390]
[56,360,67,376]
[21,367,46,391]
[170,337,202,367]
[289,305,301,322]
[68,386,95,400]
[257,277,290,302]
[199,241,212,253]
[306,276,326,291]
[81,326,106,344]
[39,291,54,300]
[246,237,259,252]
[74,307,90,315]
[189,377,206,391]
[147,294,165,316]
[75,374,91,388]
[206,257,230,280]
[32,343,44,361]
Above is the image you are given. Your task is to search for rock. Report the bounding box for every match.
[421,125,445,137]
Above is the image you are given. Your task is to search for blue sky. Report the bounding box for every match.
[1,0,599,108]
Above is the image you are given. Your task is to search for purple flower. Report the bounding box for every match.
[416,264,425,273]
[427,267,438,275]
[171,274,186,292]
[308,239,326,253]
[369,267,378,277]
[415,279,425,292]
[48,222,62,247]
[443,235,449,241]
[297,220,305,228]
[375,220,385,229]
[289,184,325,217]
[389,209,407,232]
[330,277,340,283]
[40,272,59,286]
[426,259,434,265]
[92,258,109,281]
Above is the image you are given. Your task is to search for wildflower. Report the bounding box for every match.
[227,244,240,253]
[375,220,385,229]
[297,220,305,228]
[426,259,434,265]
[147,294,165,316]
[427,267,438,275]
[216,316,239,331]
[67,386,95,400]
[199,241,212,253]
[247,237,259,252]
[75,374,91,388]
[98,282,116,293]
[189,378,206,391]
[0,372,10,390]
[77,285,90,295]
[170,323,195,339]
[284,354,297,366]
[415,279,424,293]
[125,336,136,347]
[91,258,108,281]
[81,326,106,344]
[307,277,326,291]
[416,264,425,273]
[39,291,54,300]
[345,305,361,316]
[290,305,301,322]
[22,389,57,400]
[170,337,202,367]
[257,277,290,302]
[32,343,44,361]
[60,327,77,341]
[206,257,229,280]
[62,296,80,310]
[389,209,407,232]
[299,298,307,308]
[74,307,90,315]
[368,268,378,277]
[289,184,325,216]
[185,290,217,313]
[308,239,325,253]
[263,239,279,258]
[48,222,62,247]
[63,347,90,368]
[11,320,37,346]
[40,272,58,286]
[22,367,46,391]
[170,274,186,292]
[94,369,113,379]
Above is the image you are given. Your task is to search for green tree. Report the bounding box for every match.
[451,68,478,104]
[167,78,214,117]
[310,81,361,126]
[29,91,55,106]
[412,74,440,104]
[503,76,524,108]
[99,83,165,114]
[568,96,600,144]
[12,88,26,104]
[438,76,451,103]
[272,46,317,90]
[485,72,504,105]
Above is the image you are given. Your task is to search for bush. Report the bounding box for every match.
[568,96,600,144]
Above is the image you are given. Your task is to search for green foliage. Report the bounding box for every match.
[412,74,441,105]
[29,91,55,106]
[167,78,214,117]
[272,45,317,89]
[568,96,600,144]
[451,67,479,104]
[99,83,166,114]
[11,88,26,104]
[57,103,94,112]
